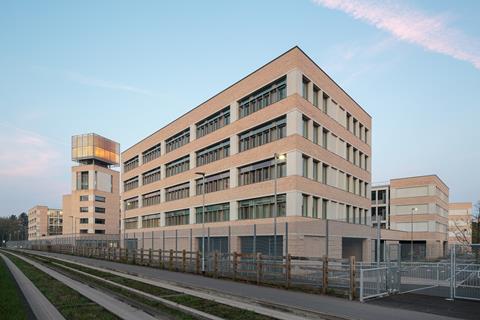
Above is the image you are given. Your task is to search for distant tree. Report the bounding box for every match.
[18,212,28,240]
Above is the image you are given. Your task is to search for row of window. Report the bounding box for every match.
[78,218,105,225]
[302,116,369,171]
[302,76,369,145]
[302,154,369,198]
[79,207,106,213]
[79,195,106,202]
[123,76,287,172]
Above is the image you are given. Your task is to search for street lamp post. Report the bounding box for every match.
[196,172,206,273]
[411,207,418,262]
[273,153,286,259]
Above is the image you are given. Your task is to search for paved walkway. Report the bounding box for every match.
[24,250,461,320]
[8,251,159,320]
[0,252,65,320]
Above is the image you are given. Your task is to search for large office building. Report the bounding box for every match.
[121,47,373,260]
[448,202,473,245]
[372,175,449,260]
[62,133,120,236]
[27,206,63,240]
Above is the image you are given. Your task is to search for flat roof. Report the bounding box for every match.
[122,46,370,153]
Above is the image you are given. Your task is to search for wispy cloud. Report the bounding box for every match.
[0,123,64,177]
[66,72,153,96]
[313,0,480,70]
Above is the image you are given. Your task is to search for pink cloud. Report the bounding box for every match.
[313,0,480,69]
[0,125,63,177]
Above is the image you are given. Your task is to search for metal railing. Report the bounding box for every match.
[360,266,399,302]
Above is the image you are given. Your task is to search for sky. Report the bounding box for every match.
[1,0,479,216]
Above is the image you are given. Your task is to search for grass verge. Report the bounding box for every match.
[25,252,275,320]
[4,252,119,320]
[0,255,29,320]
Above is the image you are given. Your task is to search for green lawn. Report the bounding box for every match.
[0,255,29,320]
[4,253,119,320]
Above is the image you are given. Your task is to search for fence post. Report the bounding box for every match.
[132,249,136,264]
[286,254,291,288]
[158,249,163,268]
[322,255,328,294]
[196,251,200,274]
[182,249,187,272]
[140,248,144,264]
[149,248,153,266]
[350,256,356,300]
[233,252,238,281]
[169,249,174,271]
[360,269,364,302]
[214,251,219,278]
[256,253,262,285]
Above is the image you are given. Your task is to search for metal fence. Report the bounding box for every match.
[360,266,400,302]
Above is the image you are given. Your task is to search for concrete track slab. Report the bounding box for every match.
[22,250,463,320]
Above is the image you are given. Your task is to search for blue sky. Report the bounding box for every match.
[1,0,479,215]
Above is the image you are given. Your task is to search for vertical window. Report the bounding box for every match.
[322,128,329,149]
[302,77,310,100]
[313,160,319,181]
[313,123,319,144]
[353,118,358,136]
[322,199,328,219]
[302,194,308,217]
[346,113,351,131]
[346,205,351,223]
[322,93,329,113]
[313,86,319,107]
[302,116,309,139]
[302,155,309,178]
[312,197,319,218]
[322,164,328,184]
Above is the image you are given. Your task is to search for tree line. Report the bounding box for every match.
[0,212,28,245]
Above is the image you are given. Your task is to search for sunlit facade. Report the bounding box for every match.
[72,133,120,166]
[28,206,63,240]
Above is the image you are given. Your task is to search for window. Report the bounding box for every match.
[165,155,190,177]
[346,144,351,162]
[80,218,88,224]
[313,197,319,218]
[302,194,308,217]
[313,123,319,144]
[313,86,320,107]
[165,182,190,202]
[302,116,309,139]
[77,171,89,190]
[196,139,230,166]
[322,93,329,113]
[123,156,139,173]
[238,116,286,152]
[346,113,351,131]
[80,195,88,201]
[142,190,161,206]
[142,213,161,228]
[322,128,329,149]
[165,209,190,226]
[365,128,369,144]
[196,106,230,138]
[239,76,286,118]
[95,218,105,224]
[124,197,139,211]
[125,217,138,229]
[95,207,105,213]
[322,164,328,184]
[196,171,230,194]
[322,199,328,219]
[80,207,88,213]
[353,118,358,136]
[142,143,161,164]
[238,158,286,186]
[238,194,286,220]
[313,160,319,181]
[302,77,310,100]
[143,166,161,185]
[165,128,190,153]
[302,155,309,178]
[346,205,351,223]
[123,176,138,192]
[80,229,88,234]
[95,195,105,202]
[95,230,105,234]
[346,174,351,192]
[196,203,230,223]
